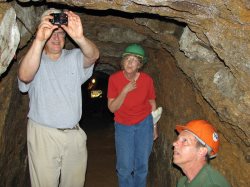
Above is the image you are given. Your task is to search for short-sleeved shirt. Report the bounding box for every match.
[107,71,155,125]
[18,49,94,128]
[177,164,231,187]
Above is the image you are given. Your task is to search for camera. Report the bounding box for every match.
[50,13,68,25]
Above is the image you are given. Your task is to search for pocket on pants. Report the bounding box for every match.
[77,128,87,153]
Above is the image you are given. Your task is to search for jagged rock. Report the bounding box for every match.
[0,1,250,186]
[0,3,19,75]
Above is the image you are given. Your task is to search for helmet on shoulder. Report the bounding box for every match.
[122,44,147,63]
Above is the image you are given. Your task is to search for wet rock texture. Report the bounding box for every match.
[0,0,250,187]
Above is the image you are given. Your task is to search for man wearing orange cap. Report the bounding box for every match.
[173,120,231,187]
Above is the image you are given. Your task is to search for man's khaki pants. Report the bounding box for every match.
[27,119,87,187]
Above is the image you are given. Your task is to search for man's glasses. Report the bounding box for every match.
[51,31,66,38]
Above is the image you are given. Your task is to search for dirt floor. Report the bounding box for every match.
[81,115,118,187]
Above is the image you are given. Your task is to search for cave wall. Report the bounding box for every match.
[0,0,250,187]
[0,62,30,186]
[146,48,248,187]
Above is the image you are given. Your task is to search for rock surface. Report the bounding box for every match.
[0,1,250,186]
[0,3,20,75]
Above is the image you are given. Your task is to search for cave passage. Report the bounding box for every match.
[80,70,118,186]
[80,70,114,127]
[2,1,249,186]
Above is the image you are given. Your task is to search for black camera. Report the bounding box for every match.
[50,13,68,25]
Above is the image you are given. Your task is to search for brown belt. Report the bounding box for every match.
[57,125,79,131]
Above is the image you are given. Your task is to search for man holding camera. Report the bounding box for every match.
[18,8,99,187]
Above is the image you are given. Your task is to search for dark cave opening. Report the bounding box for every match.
[80,70,114,130]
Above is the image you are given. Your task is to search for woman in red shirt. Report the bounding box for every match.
[108,44,158,187]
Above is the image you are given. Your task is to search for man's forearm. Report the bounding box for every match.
[18,39,45,83]
[76,36,99,67]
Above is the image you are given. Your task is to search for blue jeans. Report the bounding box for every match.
[115,114,153,187]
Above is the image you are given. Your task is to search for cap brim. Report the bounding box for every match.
[175,125,188,133]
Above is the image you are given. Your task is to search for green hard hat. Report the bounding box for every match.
[122,44,147,63]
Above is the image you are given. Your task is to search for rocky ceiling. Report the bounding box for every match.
[0,0,250,185]
[3,0,250,144]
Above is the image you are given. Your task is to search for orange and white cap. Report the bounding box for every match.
[175,119,219,158]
